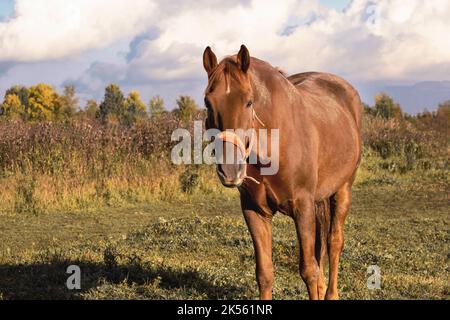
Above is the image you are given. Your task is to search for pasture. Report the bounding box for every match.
[0,169,448,300]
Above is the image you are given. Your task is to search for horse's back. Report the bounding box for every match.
[288,72,362,129]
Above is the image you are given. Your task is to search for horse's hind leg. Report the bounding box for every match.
[315,200,330,300]
[326,181,353,300]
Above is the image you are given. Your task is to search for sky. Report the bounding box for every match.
[0,0,449,114]
[0,0,14,20]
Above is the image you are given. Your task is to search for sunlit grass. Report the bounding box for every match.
[0,185,447,300]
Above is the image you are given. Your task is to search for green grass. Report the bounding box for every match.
[0,183,448,300]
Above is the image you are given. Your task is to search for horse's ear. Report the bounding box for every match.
[237,44,250,73]
[203,46,218,75]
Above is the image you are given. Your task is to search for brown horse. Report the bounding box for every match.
[202,45,362,300]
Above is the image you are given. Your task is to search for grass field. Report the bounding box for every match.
[0,175,448,300]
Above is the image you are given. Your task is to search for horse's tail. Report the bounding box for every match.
[315,197,332,262]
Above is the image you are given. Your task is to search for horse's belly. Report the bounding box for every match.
[315,133,360,199]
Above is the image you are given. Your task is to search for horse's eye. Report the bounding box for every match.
[246,100,253,108]
[204,97,212,110]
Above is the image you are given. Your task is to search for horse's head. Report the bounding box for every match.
[203,45,257,188]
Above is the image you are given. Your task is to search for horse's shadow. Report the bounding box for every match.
[0,260,246,300]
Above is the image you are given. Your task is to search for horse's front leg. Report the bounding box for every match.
[242,208,273,300]
[293,195,320,300]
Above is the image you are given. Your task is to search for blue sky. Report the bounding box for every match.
[320,0,351,11]
[0,0,14,20]
[1,0,449,113]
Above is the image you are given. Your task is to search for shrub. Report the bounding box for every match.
[362,113,444,172]
[14,175,40,215]
[180,167,200,194]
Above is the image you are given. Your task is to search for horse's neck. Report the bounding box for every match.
[251,67,302,128]
[251,74,274,129]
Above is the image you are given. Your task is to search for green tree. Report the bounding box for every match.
[27,84,61,121]
[98,84,125,123]
[374,93,402,119]
[59,84,79,118]
[174,95,200,122]
[5,85,29,107]
[149,95,165,119]
[362,102,374,115]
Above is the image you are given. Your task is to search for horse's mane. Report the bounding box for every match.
[205,56,250,94]
[205,56,289,96]
[276,67,288,78]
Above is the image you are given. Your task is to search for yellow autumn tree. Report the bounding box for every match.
[374,93,403,119]
[126,91,146,114]
[27,84,61,121]
[123,90,147,125]
[1,93,24,119]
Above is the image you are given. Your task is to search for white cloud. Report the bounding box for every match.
[123,0,450,83]
[0,0,156,61]
[3,0,449,82]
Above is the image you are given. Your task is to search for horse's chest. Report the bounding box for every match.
[260,178,296,216]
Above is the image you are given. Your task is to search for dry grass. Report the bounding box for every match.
[0,112,448,215]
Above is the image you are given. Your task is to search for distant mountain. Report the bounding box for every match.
[358,81,450,114]
[385,81,450,114]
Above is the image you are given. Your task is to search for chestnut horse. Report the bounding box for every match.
[203,45,362,300]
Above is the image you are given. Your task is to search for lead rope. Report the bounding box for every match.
[252,106,266,128]
[242,106,266,185]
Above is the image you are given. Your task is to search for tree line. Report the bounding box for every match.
[1,83,448,126]
[0,83,202,125]
[363,93,449,130]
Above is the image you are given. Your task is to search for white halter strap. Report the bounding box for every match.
[216,105,265,185]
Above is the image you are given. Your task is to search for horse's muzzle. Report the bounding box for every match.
[214,131,252,188]
[216,162,246,188]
